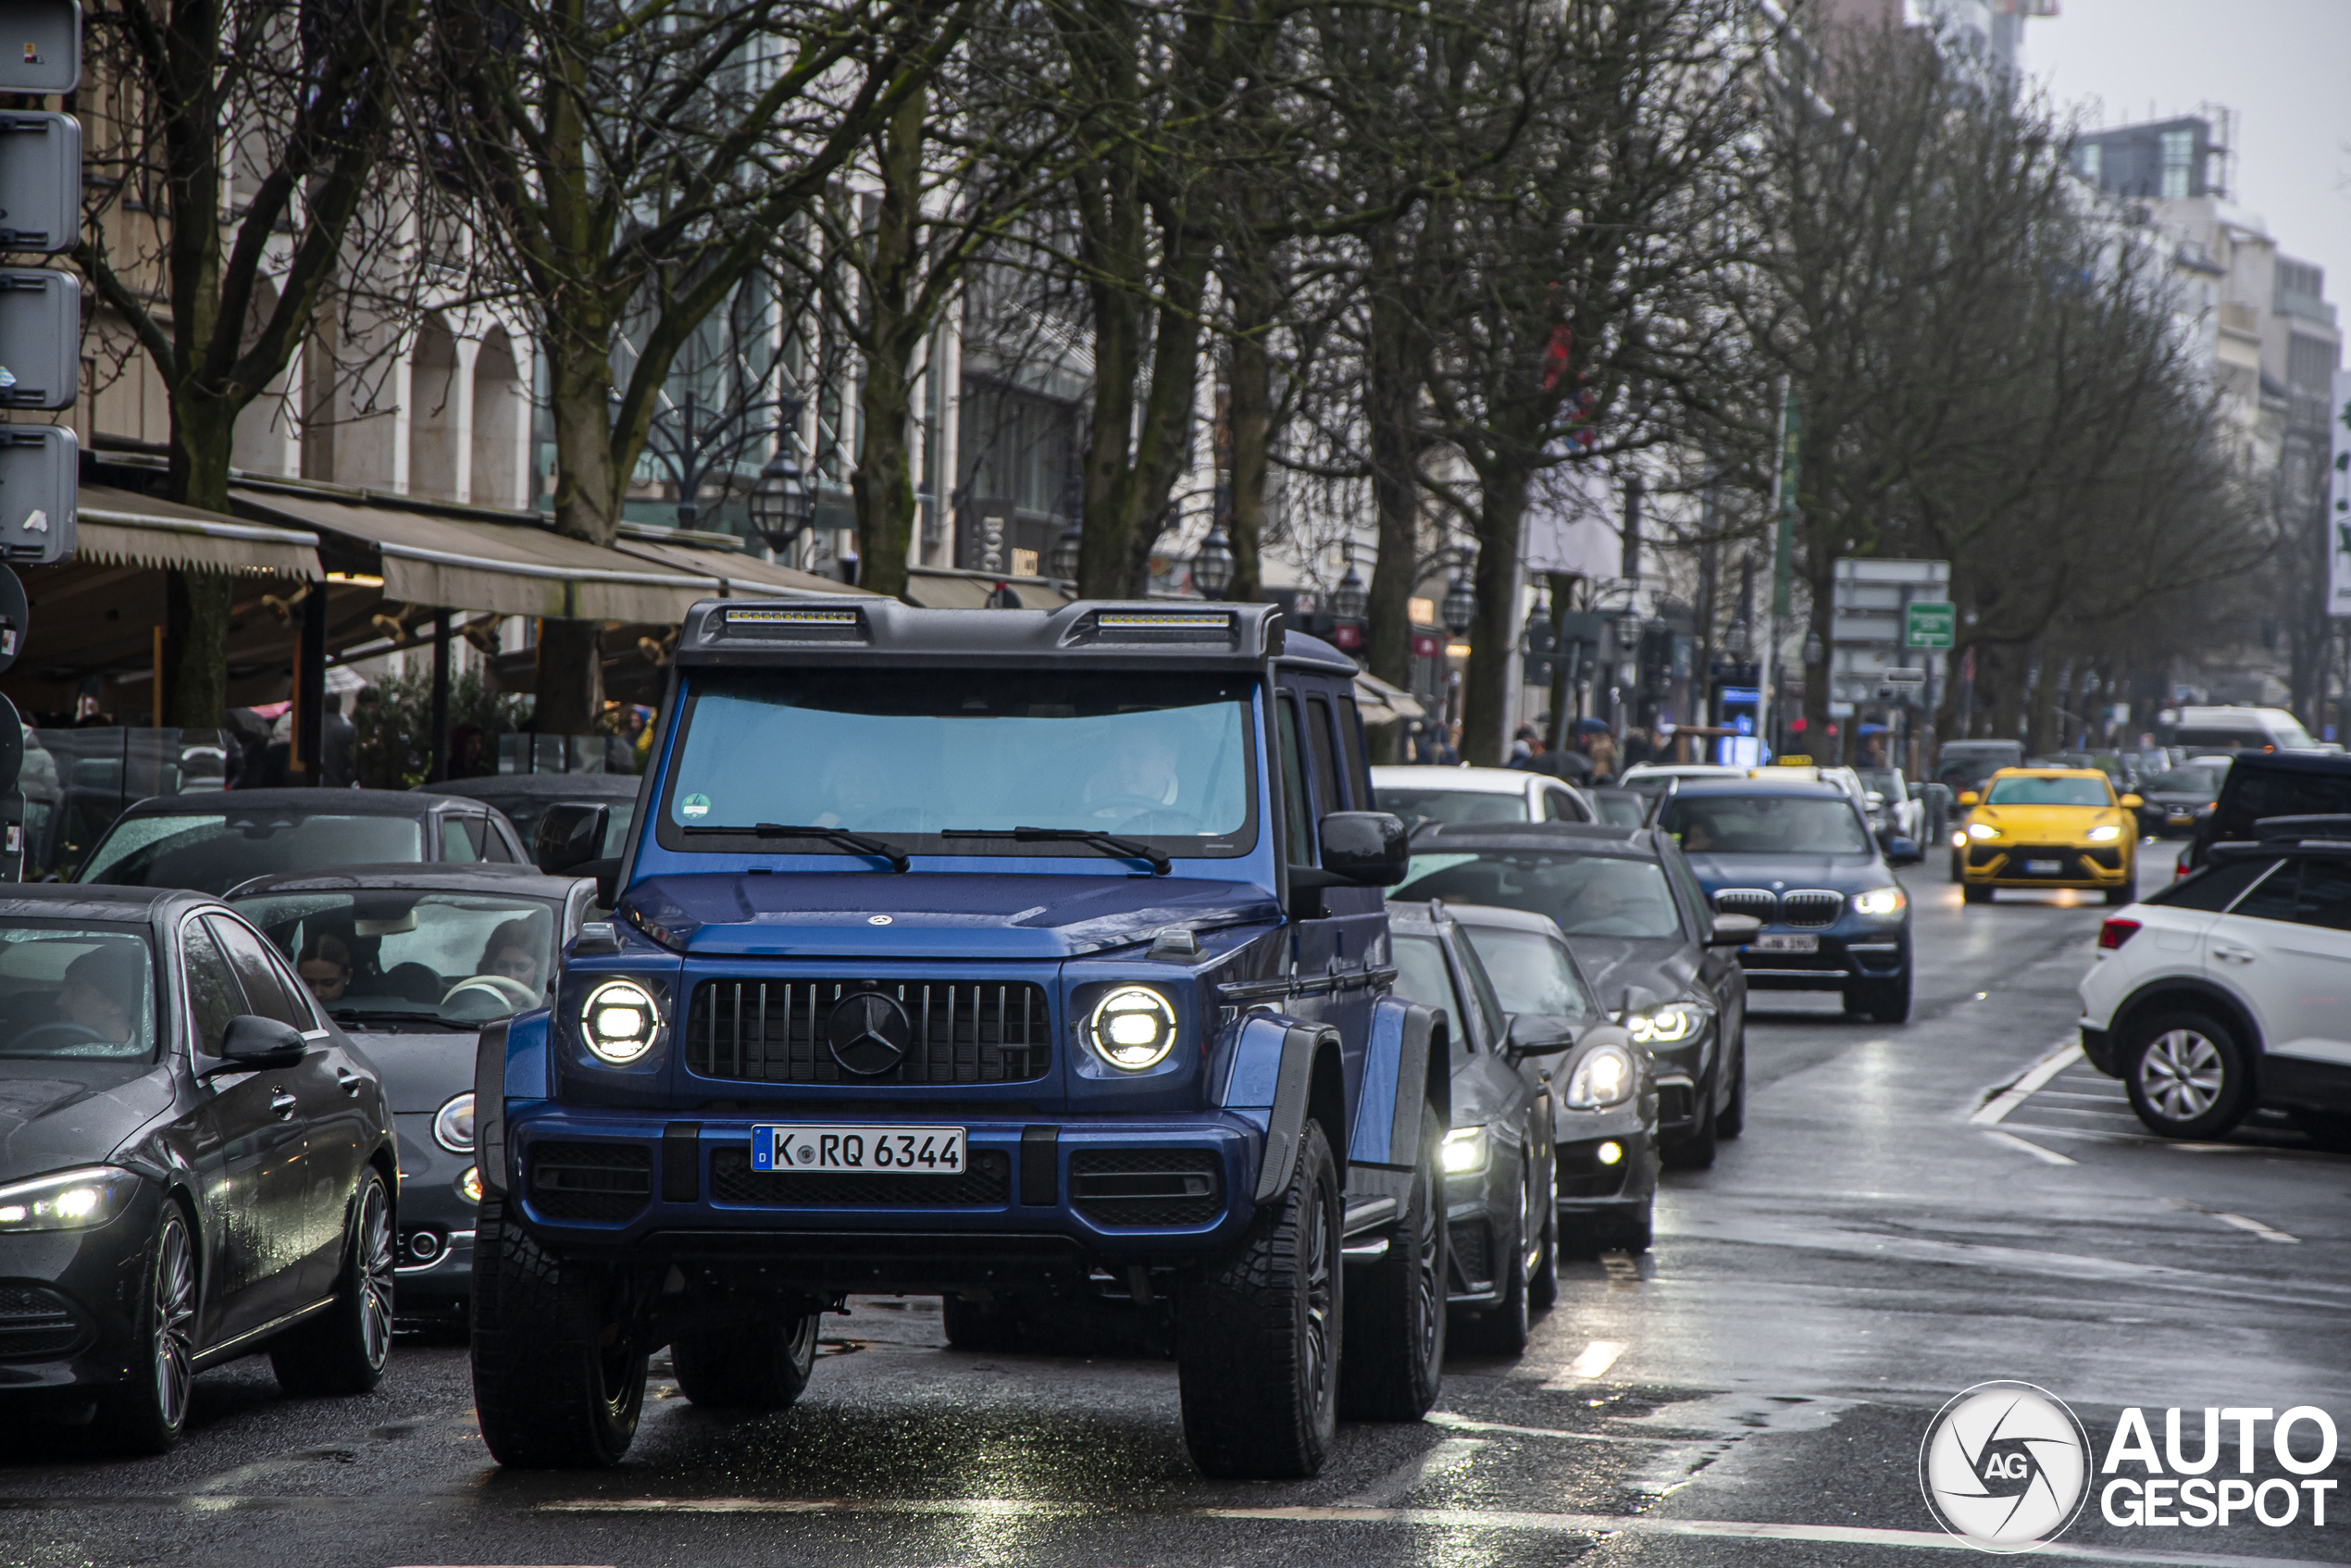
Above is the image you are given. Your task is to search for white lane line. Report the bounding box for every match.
[1337,1437,1487,1506]
[1563,1339,1627,1378]
[1423,1411,1675,1445]
[2165,1198,2301,1244]
[1972,1039,2084,1125]
[1983,1128,2078,1166]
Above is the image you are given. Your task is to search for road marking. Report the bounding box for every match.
[2165,1197,2300,1244]
[1337,1437,1486,1505]
[1423,1411,1676,1445]
[1972,1039,2084,1125]
[1562,1339,1627,1378]
[1982,1128,2078,1165]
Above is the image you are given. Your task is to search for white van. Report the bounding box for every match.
[2165,705,2318,754]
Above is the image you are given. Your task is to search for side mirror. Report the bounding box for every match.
[1885,836,1922,867]
[2120,794,2143,809]
[1317,811,1408,887]
[1958,790,1979,807]
[1707,911,1762,947]
[534,802,611,876]
[202,1014,307,1075]
[1504,1013,1576,1061]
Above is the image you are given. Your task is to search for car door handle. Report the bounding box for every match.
[270,1089,298,1120]
[335,1069,363,1098]
[2210,944,2256,964]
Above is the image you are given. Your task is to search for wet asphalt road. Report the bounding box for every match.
[6,852,2351,1567]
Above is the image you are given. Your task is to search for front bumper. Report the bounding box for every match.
[1961,841,2132,890]
[394,1114,483,1311]
[1735,925,1910,992]
[503,1107,1263,1293]
[0,1184,160,1395]
[1554,1127,1654,1219]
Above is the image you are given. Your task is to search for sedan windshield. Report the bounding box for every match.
[2145,767,2221,796]
[1395,852,1684,940]
[1984,777,2111,807]
[1460,925,1596,1021]
[78,812,426,895]
[1659,794,1872,855]
[661,670,1255,855]
[233,891,562,1029]
[1379,787,1527,830]
[0,924,156,1060]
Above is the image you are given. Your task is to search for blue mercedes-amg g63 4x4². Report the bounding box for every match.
[470,599,1453,1478]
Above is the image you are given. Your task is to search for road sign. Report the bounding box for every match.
[1905,602,1956,649]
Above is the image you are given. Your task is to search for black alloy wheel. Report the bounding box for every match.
[102,1203,199,1453]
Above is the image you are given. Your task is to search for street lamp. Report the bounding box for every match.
[1613,608,1642,651]
[1803,629,1825,666]
[1723,619,1750,658]
[1047,519,1084,583]
[749,442,815,557]
[1331,556,1368,621]
[1441,572,1477,636]
[1192,526,1236,600]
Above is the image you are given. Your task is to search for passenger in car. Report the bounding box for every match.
[298,932,355,1004]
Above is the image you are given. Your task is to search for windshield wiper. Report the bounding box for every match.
[941,826,1170,876]
[682,822,910,873]
[330,1008,459,1029]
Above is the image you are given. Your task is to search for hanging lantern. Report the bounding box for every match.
[1441,573,1477,636]
[1192,527,1236,600]
[1047,519,1084,582]
[1331,560,1368,621]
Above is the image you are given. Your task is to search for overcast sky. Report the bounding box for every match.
[2027,0,2351,303]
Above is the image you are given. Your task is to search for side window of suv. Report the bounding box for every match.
[2290,859,2351,932]
[1275,693,1315,866]
[2152,855,2277,913]
[1304,695,1343,817]
[1334,696,1374,808]
[2228,862,2301,924]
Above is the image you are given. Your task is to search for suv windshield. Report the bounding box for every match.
[659,669,1256,856]
[233,890,562,1029]
[78,811,426,894]
[1660,793,1872,855]
[1984,777,2110,807]
[1395,852,1684,940]
[0,924,156,1060]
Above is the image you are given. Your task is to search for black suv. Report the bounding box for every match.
[480,599,1452,1480]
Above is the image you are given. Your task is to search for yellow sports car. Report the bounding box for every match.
[1956,767,2139,905]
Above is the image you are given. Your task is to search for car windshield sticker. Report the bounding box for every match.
[679,792,712,820]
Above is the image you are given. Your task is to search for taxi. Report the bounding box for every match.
[1955,767,2139,905]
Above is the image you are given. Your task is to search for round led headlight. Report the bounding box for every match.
[1088,986,1178,1071]
[433,1092,476,1153]
[1566,1044,1636,1108]
[579,978,661,1064]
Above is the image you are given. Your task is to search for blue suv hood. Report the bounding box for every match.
[1681,851,1884,890]
[621,872,1282,959]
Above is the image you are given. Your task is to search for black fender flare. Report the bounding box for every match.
[475,1017,511,1197]
[1238,1020,1349,1204]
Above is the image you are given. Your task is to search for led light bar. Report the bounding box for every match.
[725,607,860,626]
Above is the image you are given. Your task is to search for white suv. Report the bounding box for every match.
[2079,818,2351,1147]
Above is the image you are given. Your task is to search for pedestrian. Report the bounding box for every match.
[320,692,357,788]
[1509,724,1540,770]
[1436,722,1462,766]
[1586,727,1617,782]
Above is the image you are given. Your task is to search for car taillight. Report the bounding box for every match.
[2098,918,2141,951]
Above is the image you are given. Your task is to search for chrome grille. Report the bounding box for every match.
[684,978,1052,1086]
[1780,890,1844,927]
[1713,888,1777,921]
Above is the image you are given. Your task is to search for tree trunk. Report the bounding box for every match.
[162,395,238,727]
[1224,298,1273,605]
[539,327,622,729]
[1459,464,1529,766]
[851,85,925,603]
[1362,237,1425,694]
[534,618,604,736]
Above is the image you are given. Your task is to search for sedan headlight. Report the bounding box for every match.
[2086,824,2121,843]
[1565,1044,1636,1108]
[1853,885,1907,917]
[579,978,662,1064]
[1625,1000,1713,1045]
[433,1092,476,1153]
[1966,821,2001,841]
[1440,1126,1490,1175]
[1088,986,1177,1071]
[0,1166,140,1232]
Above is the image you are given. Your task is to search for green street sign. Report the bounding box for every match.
[1905,601,1955,649]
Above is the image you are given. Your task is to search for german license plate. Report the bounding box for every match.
[1747,933,1818,953]
[2025,859,2063,875]
[752,1126,966,1174]
[2167,811,2192,823]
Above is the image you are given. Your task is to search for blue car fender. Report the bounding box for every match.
[1220,1011,1344,1202]
[1350,997,1448,1172]
[475,1007,553,1198]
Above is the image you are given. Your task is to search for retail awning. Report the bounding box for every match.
[230,485,721,623]
[75,484,322,578]
[614,534,872,598]
[903,567,1075,610]
[1353,670,1426,723]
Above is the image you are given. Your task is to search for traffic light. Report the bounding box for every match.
[0,0,81,879]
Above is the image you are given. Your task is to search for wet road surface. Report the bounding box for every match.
[6,854,2349,1566]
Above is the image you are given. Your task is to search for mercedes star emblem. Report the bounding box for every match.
[827,990,912,1076]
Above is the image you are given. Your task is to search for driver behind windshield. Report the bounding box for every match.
[56,944,143,1048]
[477,918,546,994]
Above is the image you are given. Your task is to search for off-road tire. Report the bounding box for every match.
[2121,1009,2255,1141]
[471,1199,648,1467]
[99,1202,198,1454]
[1177,1121,1342,1478]
[672,1313,818,1411]
[1337,1108,1446,1421]
[270,1170,393,1397]
[1717,1036,1748,1139]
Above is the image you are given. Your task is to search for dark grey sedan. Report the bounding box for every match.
[0,885,395,1451]
[229,865,597,1317]
[73,788,530,897]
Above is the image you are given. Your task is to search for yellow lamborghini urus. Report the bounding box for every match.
[1956,767,2139,906]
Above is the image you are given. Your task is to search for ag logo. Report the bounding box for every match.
[1921,1381,2091,1553]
